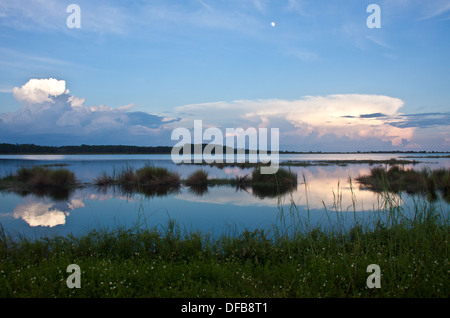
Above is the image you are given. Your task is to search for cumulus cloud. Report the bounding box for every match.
[13,78,67,104]
[68,95,86,107]
[0,78,177,146]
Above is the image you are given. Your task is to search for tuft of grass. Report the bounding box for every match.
[93,165,182,198]
[356,166,450,202]
[136,166,181,186]
[250,167,298,199]
[94,165,181,187]
[0,166,79,201]
[118,166,137,185]
[184,169,209,186]
[251,167,297,185]
[94,171,115,186]
[2,166,77,188]
[184,170,210,196]
[49,168,77,186]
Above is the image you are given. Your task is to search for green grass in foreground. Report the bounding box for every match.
[0,195,448,298]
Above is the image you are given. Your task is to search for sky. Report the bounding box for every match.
[0,0,449,151]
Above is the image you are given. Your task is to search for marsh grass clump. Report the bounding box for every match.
[251,167,297,185]
[0,166,78,200]
[49,169,77,186]
[136,166,181,186]
[184,169,209,186]
[3,166,77,188]
[94,165,181,188]
[251,167,298,199]
[94,171,115,186]
[184,170,210,196]
[93,165,182,199]
[356,166,450,203]
[118,165,137,185]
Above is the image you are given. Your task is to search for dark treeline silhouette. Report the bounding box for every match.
[0,143,173,154]
[0,143,273,155]
[0,143,446,155]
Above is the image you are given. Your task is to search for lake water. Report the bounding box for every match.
[0,153,448,239]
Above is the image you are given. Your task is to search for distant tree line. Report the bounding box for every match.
[0,143,445,155]
[0,143,248,155]
[0,143,268,155]
[0,143,173,154]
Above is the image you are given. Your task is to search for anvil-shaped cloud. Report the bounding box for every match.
[171,95,416,149]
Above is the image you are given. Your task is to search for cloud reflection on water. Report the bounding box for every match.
[175,165,386,211]
[14,201,69,227]
[11,188,136,228]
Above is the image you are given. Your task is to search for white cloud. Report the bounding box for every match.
[0,78,173,146]
[13,78,67,104]
[173,94,415,147]
[68,96,86,107]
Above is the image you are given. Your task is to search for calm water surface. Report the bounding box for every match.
[0,153,448,239]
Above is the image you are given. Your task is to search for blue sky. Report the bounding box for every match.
[0,0,449,151]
